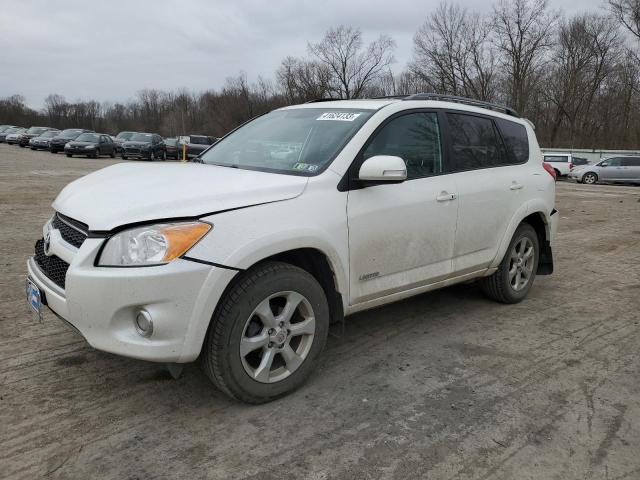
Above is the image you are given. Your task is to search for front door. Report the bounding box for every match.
[347,111,458,305]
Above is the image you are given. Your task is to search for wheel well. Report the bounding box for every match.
[522,212,553,275]
[263,248,344,324]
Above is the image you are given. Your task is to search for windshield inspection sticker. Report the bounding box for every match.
[317,112,362,122]
[293,163,320,172]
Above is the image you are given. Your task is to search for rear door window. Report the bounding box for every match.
[621,157,640,167]
[446,113,507,171]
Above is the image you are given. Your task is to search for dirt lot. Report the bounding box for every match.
[1,143,639,480]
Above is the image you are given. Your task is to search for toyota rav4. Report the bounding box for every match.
[26,95,558,403]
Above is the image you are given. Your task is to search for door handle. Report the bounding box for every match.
[510,183,524,190]
[436,192,457,202]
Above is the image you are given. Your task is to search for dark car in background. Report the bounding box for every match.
[121,132,166,160]
[163,138,181,159]
[0,126,24,143]
[114,131,137,153]
[64,133,116,158]
[29,129,60,150]
[18,126,58,147]
[49,128,94,153]
[4,127,27,144]
[185,135,217,158]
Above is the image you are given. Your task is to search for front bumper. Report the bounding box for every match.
[27,238,237,363]
[50,143,67,152]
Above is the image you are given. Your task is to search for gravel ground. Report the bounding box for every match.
[1,143,639,480]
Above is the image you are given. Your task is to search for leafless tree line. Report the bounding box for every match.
[2,0,640,148]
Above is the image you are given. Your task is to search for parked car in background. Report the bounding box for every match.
[114,131,137,153]
[0,126,25,143]
[163,138,181,159]
[0,125,18,133]
[121,133,166,160]
[26,96,558,403]
[572,156,589,167]
[568,156,640,184]
[64,133,116,158]
[29,129,61,150]
[184,135,217,158]
[543,153,574,178]
[18,126,57,147]
[5,128,27,144]
[49,129,94,153]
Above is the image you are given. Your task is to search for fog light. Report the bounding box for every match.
[135,310,153,337]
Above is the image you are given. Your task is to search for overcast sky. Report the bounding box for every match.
[0,0,604,108]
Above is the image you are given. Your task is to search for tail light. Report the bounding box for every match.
[543,162,557,179]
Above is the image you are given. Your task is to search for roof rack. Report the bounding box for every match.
[305,98,339,103]
[402,93,520,118]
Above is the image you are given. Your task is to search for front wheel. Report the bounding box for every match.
[582,172,598,185]
[149,151,155,161]
[121,154,128,160]
[201,261,330,403]
[480,223,539,304]
[66,153,72,157]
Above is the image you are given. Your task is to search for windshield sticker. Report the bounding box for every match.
[293,163,320,172]
[317,112,362,122]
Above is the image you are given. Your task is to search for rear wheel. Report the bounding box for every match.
[480,223,539,304]
[582,172,598,184]
[554,169,560,180]
[201,261,329,403]
[110,149,115,158]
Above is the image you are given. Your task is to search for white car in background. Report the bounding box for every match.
[27,95,558,403]
[543,153,575,177]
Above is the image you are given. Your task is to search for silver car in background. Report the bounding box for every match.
[569,156,640,184]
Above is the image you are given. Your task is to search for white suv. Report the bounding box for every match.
[27,95,558,403]
[543,152,575,177]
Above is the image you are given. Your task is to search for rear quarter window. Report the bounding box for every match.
[495,119,529,163]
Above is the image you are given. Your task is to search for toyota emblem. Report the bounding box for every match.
[43,231,52,256]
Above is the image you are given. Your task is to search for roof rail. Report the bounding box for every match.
[402,93,520,118]
[304,98,338,103]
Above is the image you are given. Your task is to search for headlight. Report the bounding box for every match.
[97,222,211,266]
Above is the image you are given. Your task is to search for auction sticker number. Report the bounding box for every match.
[317,112,362,122]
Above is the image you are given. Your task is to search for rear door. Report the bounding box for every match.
[620,157,640,182]
[445,112,529,275]
[346,111,458,304]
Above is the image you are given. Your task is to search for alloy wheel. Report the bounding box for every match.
[509,237,535,291]
[240,291,316,383]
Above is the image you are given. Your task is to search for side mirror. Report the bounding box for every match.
[600,162,608,167]
[358,155,407,184]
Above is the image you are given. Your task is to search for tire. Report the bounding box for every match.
[93,149,100,159]
[480,223,539,304]
[161,150,167,161]
[50,150,56,154]
[554,169,560,180]
[582,172,598,185]
[149,151,155,161]
[201,261,330,403]
[19,144,25,148]
[122,154,128,160]
[66,153,72,157]
[110,150,115,158]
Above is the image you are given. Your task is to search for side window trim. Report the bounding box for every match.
[338,108,447,191]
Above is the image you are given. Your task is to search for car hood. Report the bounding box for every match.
[52,162,308,230]
[67,141,96,147]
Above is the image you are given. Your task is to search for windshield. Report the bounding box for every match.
[190,136,213,145]
[199,108,373,175]
[59,129,85,139]
[75,133,99,142]
[27,127,48,135]
[116,131,135,140]
[129,133,153,142]
[4,127,20,134]
[39,130,59,138]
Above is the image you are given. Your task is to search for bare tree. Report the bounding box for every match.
[492,0,557,114]
[608,0,640,40]
[308,25,395,99]
[411,2,497,100]
[276,56,332,102]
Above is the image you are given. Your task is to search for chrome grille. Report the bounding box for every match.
[52,213,88,248]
